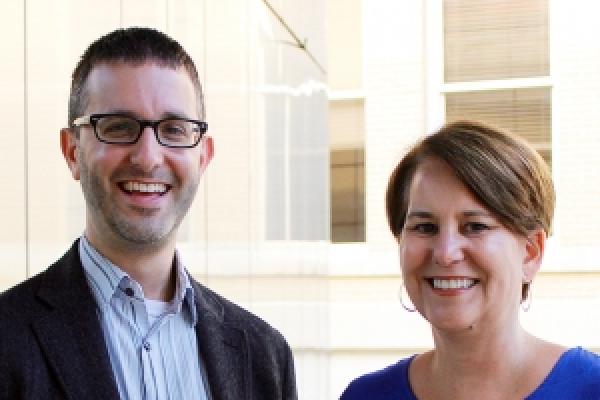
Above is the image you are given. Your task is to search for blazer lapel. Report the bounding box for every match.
[33,241,120,400]
[193,282,250,400]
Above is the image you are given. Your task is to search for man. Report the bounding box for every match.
[0,27,297,400]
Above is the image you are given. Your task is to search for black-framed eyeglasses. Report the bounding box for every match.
[72,113,208,148]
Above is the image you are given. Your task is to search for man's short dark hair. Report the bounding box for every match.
[69,27,204,126]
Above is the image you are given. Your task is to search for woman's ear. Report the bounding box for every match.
[523,228,546,282]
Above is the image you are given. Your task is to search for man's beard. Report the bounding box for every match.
[78,151,199,248]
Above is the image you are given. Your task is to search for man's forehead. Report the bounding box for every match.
[84,60,199,101]
[86,60,190,80]
[82,61,199,116]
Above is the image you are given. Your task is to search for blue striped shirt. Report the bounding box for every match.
[79,236,210,400]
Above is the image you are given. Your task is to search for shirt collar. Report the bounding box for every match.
[79,235,197,324]
[172,251,198,323]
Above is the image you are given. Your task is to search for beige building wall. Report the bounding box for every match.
[5,1,600,398]
[0,2,26,286]
[551,1,600,250]
[326,0,361,92]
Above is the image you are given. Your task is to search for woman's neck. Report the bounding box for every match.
[432,319,529,371]
[410,324,561,400]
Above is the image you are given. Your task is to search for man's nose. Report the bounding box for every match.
[129,127,164,171]
[432,229,465,267]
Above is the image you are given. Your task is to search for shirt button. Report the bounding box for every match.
[143,341,151,351]
[124,287,134,297]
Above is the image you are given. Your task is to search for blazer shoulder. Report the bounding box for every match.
[192,280,297,399]
[193,280,289,346]
[0,240,82,320]
[0,267,49,319]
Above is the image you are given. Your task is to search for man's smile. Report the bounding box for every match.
[119,181,170,195]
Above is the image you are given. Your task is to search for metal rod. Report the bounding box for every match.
[261,0,327,75]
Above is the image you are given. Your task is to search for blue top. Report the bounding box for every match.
[340,347,600,399]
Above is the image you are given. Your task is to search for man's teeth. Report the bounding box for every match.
[432,278,476,290]
[123,182,167,193]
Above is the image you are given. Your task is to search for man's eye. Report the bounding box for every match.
[101,122,138,139]
[164,126,185,135]
[464,222,489,234]
[410,223,437,234]
[98,117,138,137]
[160,121,191,138]
[105,122,134,132]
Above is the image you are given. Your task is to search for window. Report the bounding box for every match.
[443,0,551,164]
[331,148,364,242]
[329,98,365,243]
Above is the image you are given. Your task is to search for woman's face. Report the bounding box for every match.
[398,157,543,333]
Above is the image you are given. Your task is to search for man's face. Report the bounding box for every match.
[62,61,212,250]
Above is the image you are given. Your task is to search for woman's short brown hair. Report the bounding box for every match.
[385,120,555,238]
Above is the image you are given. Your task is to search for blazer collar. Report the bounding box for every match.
[33,239,120,400]
[191,279,250,400]
[33,240,251,400]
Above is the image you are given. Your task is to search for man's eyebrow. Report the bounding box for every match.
[160,111,191,120]
[101,109,136,117]
[99,110,192,120]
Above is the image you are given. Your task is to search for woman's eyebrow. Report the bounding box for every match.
[405,210,493,219]
[406,211,433,219]
[462,210,492,217]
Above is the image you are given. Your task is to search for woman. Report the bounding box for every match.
[341,121,600,399]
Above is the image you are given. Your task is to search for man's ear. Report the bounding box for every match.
[199,136,214,174]
[60,128,80,180]
[523,228,546,282]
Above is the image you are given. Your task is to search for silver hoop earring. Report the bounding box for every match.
[521,281,532,312]
[399,283,416,312]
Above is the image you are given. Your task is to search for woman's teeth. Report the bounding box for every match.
[431,278,477,290]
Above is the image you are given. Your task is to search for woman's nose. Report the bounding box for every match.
[432,229,465,267]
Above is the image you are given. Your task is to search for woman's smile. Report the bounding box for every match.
[426,277,480,296]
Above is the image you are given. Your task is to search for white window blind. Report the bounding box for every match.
[443,0,551,165]
[446,87,551,163]
[444,0,549,82]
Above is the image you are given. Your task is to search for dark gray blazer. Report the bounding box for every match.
[0,240,297,400]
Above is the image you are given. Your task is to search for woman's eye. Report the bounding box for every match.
[464,222,489,234]
[411,223,437,234]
